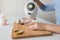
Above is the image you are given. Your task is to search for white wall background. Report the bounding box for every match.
[0,0,56,23]
[0,0,1,13]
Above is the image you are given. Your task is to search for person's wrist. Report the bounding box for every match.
[37,23,47,31]
[44,25,48,31]
[42,24,48,31]
[44,24,53,31]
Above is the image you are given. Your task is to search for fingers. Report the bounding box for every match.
[28,22,46,31]
[28,22,38,30]
[21,18,32,23]
[27,22,36,26]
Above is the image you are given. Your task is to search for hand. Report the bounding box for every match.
[21,18,32,23]
[28,22,60,34]
[28,22,46,31]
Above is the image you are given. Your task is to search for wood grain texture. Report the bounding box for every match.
[11,22,52,39]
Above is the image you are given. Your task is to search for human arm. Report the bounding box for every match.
[45,24,60,34]
[28,22,60,34]
[34,0,55,11]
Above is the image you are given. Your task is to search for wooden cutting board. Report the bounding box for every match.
[11,22,52,39]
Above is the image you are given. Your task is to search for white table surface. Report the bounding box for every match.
[0,17,60,40]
